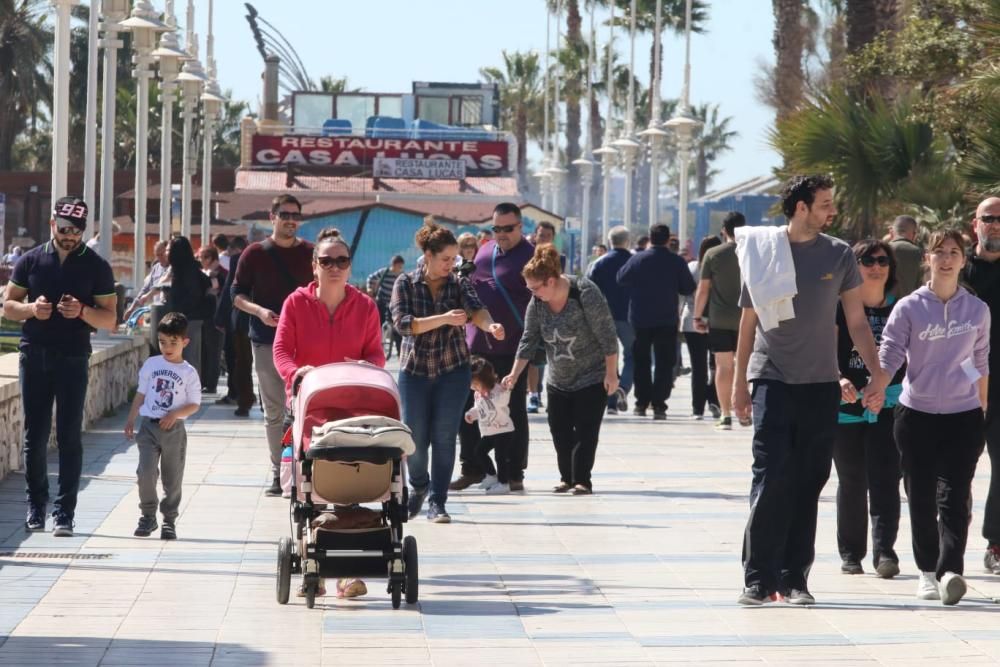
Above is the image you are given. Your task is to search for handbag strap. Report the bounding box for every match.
[491,244,524,329]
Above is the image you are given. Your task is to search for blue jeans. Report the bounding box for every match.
[20,347,90,518]
[609,320,635,409]
[399,365,472,506]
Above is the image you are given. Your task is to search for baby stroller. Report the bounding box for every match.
[275,362,418,609]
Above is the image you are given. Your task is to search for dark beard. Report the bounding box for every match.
[56,237,80,252]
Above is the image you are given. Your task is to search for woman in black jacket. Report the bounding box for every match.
[165,236,212,376]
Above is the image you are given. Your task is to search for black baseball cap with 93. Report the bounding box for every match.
[52,196,89,232]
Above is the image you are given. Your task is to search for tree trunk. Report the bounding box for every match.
[564,0,583,217]
[590,92,604,231]
[516,106,529,191]
[846,0,877,54]
[696,147,708,197]
[772,0,805,122]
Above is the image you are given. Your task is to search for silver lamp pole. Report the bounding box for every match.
[50,0,78,204]
[200,0,225,249]
[611,0,640,229]
[593,0,617,241]
[175,0,206,239]
[638,0,668,228]
[82,0,100,243]
[152,0,187,243]
[572,0,596,267]
[539,4,552,211]
[120,0,169,289]
[97,0,129,261]
[546,0,568,217]
[664,0,700,252]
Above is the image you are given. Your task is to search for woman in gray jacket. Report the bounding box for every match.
[502,244,619,495]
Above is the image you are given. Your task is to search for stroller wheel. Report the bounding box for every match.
[390,578,402,610]
[276,537,292,605]
[303,575,319,609]
[403,535,418,605]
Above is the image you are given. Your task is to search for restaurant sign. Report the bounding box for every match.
[373,157,466,180]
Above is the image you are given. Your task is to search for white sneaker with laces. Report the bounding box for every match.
[485,482,510,495]
[917,572,941,600]
[939,571,967,605]
[478,474,499,490]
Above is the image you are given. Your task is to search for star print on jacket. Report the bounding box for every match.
[545,328,577,361]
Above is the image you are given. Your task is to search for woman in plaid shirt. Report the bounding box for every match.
[391,218,506,523]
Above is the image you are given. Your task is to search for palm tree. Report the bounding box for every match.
[691,103,738,196]
[316,75,359,94]
[480,50,544,190]
[0,0,52,170]
[770,0,806,123]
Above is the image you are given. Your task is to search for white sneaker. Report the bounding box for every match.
[477,474,499,490]
[485,482,510,495]
[939,571,967,605]
[917,572,941,600]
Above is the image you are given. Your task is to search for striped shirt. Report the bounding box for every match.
[367,267,400,308]
[391,267,484,377]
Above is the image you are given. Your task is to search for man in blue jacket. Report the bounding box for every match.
[588,225,634,414]
[616,223,696,419]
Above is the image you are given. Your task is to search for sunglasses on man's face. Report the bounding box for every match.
[979,214,1000,225]
[492,223,518,234]
[56,225,83,236]
[276,211,303,221]
[316,255,351,270]
[859,255,890,267]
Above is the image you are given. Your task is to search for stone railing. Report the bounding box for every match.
[0,334,148,481]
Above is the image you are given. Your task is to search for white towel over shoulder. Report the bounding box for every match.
[734,225,797,331]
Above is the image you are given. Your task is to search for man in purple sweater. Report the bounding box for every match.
[453,203,534,492]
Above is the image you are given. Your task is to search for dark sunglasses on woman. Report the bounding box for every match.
[859,255,890,267]
[316,256,351,269]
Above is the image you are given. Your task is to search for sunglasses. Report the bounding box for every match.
[316,256,351,270]
[275,211,303,221]
[859,255,890,267]
[492,223,519,233]
[56,225,83,236]
[979,214,1000,225]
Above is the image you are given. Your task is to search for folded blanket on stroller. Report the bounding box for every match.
[310,416,416,456]
[311,505,384,530]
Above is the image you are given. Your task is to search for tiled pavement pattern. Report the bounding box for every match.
[2,363,1000,665]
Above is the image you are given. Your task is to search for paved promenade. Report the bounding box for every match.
[2,366,1000,666]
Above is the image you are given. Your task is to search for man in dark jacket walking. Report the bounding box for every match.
[616,224,696,419]
[588,225,634,414]
[215,236,253,416]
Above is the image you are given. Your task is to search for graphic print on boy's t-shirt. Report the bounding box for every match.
[153,376,176,411]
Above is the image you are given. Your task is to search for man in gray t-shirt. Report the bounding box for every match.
[733,176,887,607]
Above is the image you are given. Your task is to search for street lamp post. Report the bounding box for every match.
[594,0,617,241]
[152,0,188,243]
[120,0,168,289]
[611,0,640,230]
[638,0,668,228]
[545,0,567,217]
[200,0,226,249]
[540,3,552,211]
[175,0,206,239]
[82,0,100,243]
[571,0,597,268]
[50,0,78,204]
[664,0,700,252]
[97,0,129,262]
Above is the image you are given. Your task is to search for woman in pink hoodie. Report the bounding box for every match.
[874,229,990,606]
[272,226,385,600]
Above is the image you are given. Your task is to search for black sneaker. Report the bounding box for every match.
[265,475,282,497]
[633,406,647,417]
[234,408,250,417]
[52,513,74,537]
[427,502,451,524]
[785,588,816,605]
[615,388,627,412]
[841,559,864,575]
[215,396,235,405]
[875,556,900,579]
[134,515,159,537]
[509,480,525,492]
[160,522,177,540]
[25,506,45,532]
[652,410,667,421]
[707,403,722,419]
[737,584,770,606]
[407,488,428,519]
[985,544,1000,575]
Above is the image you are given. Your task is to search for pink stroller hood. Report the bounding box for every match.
[292,363,402,451]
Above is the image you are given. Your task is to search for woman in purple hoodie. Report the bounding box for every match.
[875,229,990,605]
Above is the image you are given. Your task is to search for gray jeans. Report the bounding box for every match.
[252,342,286,476]
[136,417,187,522]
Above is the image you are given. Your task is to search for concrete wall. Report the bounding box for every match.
[0,335,148,482]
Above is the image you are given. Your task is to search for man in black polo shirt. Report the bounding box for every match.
[3,197,117,536]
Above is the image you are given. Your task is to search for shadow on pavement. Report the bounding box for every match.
[0,635,270,665]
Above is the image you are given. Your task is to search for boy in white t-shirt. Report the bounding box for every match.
[124,312,202,539]
[464,356,515,495]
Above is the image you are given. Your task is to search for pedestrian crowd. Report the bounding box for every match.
[8,179,1000,608]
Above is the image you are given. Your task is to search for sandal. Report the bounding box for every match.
[571,484,593,495]
[552,482,572,493]
[336,578,367,599]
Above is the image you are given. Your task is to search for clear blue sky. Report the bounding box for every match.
[176,0,779,190]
